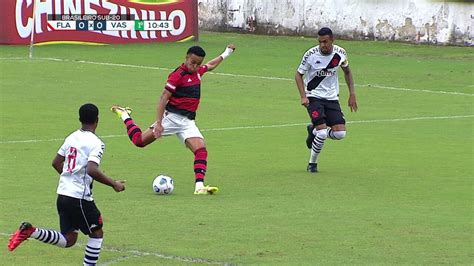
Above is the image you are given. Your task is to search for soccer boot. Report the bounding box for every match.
[307,163,318,173]
[194,185,219,195]
[110,105,132,119]
[306,124,315,149]
[8,222,36,251]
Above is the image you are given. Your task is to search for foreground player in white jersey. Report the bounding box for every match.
[8,103,126,265]
[295,27,358,172]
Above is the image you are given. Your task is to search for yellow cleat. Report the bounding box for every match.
[110,105,132,119]
[194,185,219,195]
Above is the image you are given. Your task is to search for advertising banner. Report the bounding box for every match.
[0,0,198,44]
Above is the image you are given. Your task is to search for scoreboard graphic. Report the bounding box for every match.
[1,0,198,45]
[47,14,173,32]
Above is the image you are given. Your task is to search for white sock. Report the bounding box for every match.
[83,237,103,266]
[309,129,327,163]
[120,112,130,121]
[195,181,204,191]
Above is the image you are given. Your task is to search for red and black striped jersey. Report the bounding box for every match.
[164,64,208,120]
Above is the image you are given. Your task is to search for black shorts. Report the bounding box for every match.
[56,195,103,235]
[307,97,345,127]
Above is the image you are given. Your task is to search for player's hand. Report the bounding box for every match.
[153,123,164,138]
[219,44,235,60]
[301,96,309,107]
[348,94,358,112]
[113,180,126,192]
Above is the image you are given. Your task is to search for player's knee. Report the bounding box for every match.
[133,138,146,148]
[315,129,328,140]
[135,142,145,148]
[332,130,346,140]
[89,228,104,239]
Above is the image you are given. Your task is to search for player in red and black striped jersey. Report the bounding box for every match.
[111,44,235,195]
[164,56,208,120]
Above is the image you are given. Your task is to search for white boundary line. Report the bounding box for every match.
[99,254,141,266]
[1,115,473,144]
[0,232,227,265]
[1,57,472,96]
[356,84,473,97]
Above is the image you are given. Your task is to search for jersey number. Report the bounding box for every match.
[66,147,77,173]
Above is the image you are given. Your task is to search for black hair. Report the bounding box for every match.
[79,103,99,124]
[187,46,206,57]
[318,27,333,37]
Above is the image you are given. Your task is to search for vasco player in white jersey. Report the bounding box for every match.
[111,44,235,195]
[8,103,126,265]
[295,27,358,173]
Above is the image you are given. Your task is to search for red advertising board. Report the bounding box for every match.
[0,0,198,44]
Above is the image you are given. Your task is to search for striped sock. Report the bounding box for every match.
[30,228,66,248]
[83,238,103,266]
[124,118,145,147]
[327,128,337,139]
[194,148,208,183]
[309,130,327,163]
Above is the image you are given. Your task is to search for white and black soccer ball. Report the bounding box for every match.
[152,175,174,195]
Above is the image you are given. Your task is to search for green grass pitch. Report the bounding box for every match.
[0,32,473,265]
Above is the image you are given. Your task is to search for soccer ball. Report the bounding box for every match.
[152,175,174,195]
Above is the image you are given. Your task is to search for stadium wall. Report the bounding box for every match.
[198,0,473,46]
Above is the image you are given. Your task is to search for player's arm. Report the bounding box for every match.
[153,89,173,138]
[51,154,65,174]
[86,161,125,192]
[205,44,235,71]
[295,71,308,107]
[341,65,358,112]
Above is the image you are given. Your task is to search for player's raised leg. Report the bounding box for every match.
[325,103,347,140]
[111,105,155,147]
[8,222,71,251]
[327,124,347,140]
[185,137,218,195]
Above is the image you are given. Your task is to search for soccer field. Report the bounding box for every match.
[0,32,473,265]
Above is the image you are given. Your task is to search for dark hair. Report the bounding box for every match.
[79,103,99,124]
[318,27,333,37]
[187,46,206,57]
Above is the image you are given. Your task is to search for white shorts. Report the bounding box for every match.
[150,112,204,144]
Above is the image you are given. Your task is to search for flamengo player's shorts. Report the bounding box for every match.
[150,111,204,143]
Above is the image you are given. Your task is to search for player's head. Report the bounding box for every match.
[185,46,206,73]
[317,27,334,55]
[79,103,99,126]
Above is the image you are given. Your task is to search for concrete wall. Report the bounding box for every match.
[198,0,473,45]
